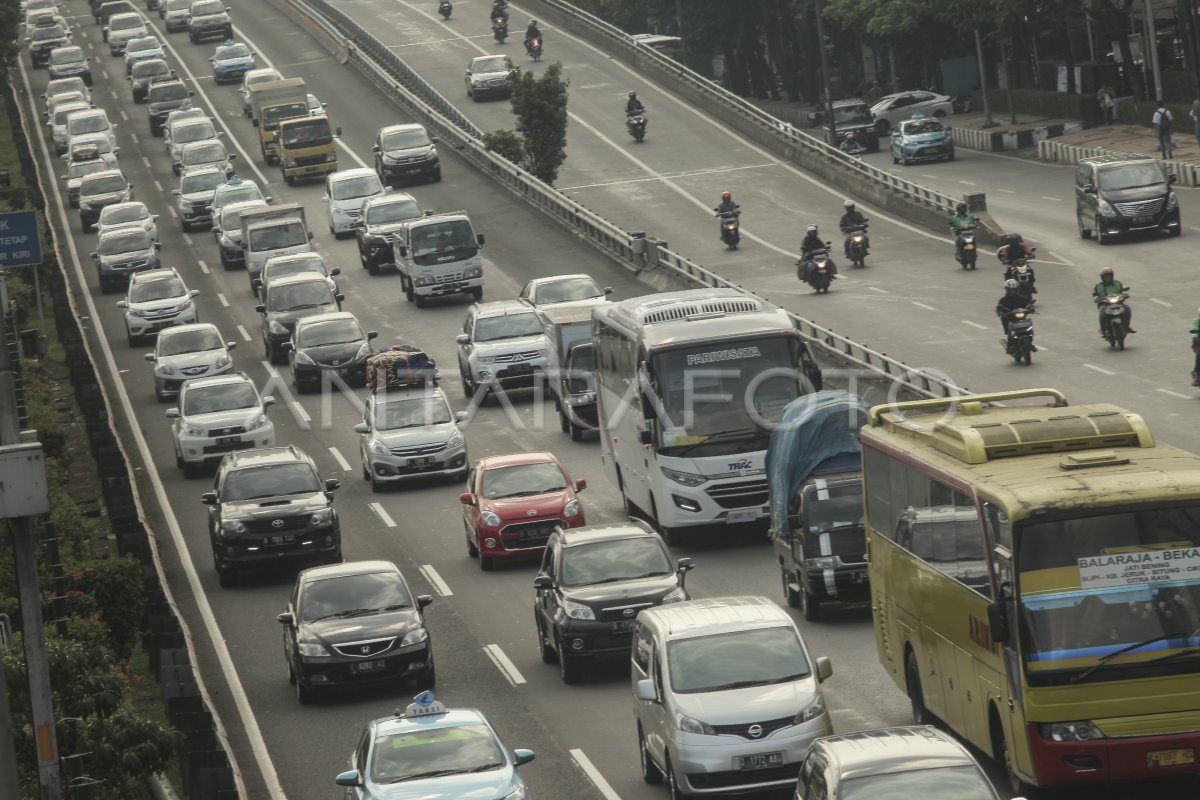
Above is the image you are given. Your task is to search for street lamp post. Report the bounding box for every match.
[974,28,997,128]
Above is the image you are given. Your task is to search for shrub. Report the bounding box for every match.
[66,557,145,659]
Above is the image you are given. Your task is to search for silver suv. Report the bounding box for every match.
[455,300,547,399]
[166,372,275,477]
[354,384,468,492]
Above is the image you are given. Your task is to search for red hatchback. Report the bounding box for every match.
[460,451,587,570]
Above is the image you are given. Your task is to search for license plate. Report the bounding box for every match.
[1132,214,1153,225]
[216,436,241,446]
[1147,748,1194,768]
[408,456,434,466]
[726,509,760,524]
[350,659,384,674]
[269,534,295,545]
[736,752,784,771]
[611,619,636,633]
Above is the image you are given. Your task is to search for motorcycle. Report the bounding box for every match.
[716,209,740,249]
[493,18,508,42]
[844,224,868,268]
[1006,259,1036,305]
[528,35,543,61]
[798,246,835,293]
[954,225,977,270]
[838,131,866,157]
[1002,305,1036,365]
[1098,292,1131,350]
[626,111,647,142]
[438,0,452,19]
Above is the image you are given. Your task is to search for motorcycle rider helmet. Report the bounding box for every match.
[1100,267,1114,279]
[528,18,537,26]
[806,224,818,234]
[628,91,637,99]
[721,191,731,201]
[955,202,967,215]
[1004,279,1019,291]
[843,199,855,209]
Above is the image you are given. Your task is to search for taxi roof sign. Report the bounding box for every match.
[397,691,447,718]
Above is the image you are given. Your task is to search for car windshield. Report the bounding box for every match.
[480,461,566,499]
[130,277,186,302]
[248,222,306,250]
[838,766,996,800]
[834,104,870,125]
[30,26,67,40]
[68,114,107,134]
[182,382,258,416]
[561,538,672,587]
[100,205,147,225]
[220,206,255,231]
[70,161,108,179]
[473,312,541,342]
[365,198,420,224]
[221,462,319,501]
[262,103,308,128]
[299,572,413,622]
[53,105,87,125]
[214,186,261,207]
[269,282,332,312]
[183,142,225,163]
[331,174,381,201]
[165,0,189,10]
[381,129,431,150]
[109,16,141,30]
[280,119,332,148]
[296,318,361,347]
[47,78,86,96]
[159,328,222,356]
[370,723,505,783]
[1098,163,1166,191]
[82,175,126,194]
[180,171,226,194]
[49,49,82,65]
[902,120,945,135]
[191,1,223,15]
[73,137,112,155]
[100,231,150,254]
[668,626,810,693]
[245,71,281,88]
[216,44,250,59]
[567,344,594,373]
[174,122,216,143]
[132,60,168,78]
[373,395,452,430]
[150,83,188,102]
[473,56,508,74]
[410,220,476,261]
[264,256,325,281]
[535,278,601,304]
[127,37,159,53]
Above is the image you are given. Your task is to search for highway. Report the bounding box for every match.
[15,1,1200,800]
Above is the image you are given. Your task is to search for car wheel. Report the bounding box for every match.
[214,550,236,588]
[180,219,191,233]
[1078,213,1091,240]
[470,287,483,302]
[535,614,556,664]
[182,460,199,479]
[414,660,436,691]
[479,553,494,571]
[285,174,296,187]
[569,419,583,442]
[431,167,442,183]
[665,754,681,800]
[557,635,581,684]
[559,408,570,433]
[294,671,313,704]
[466,531,479,558]
[460,370,474,400]
[156,387,168,403]
[891,152,899,165]
[414,293,427,308]
[370,473,383,493]
[286,658,296,685]
[404,276,415,302]
[947,151,955,161]
[126,329,139,348]
[361,457,370,481]
[1094,216,1108,245]
[801,584,822,622]
[367,258,378,276]
[933,109,946,118]
[639,726,663,784]
[992,712,1038,799]
[782,568,801,608]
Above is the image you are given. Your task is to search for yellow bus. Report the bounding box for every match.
[861,388,1200,794]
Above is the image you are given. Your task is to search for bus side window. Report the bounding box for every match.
[953,489,992,597]
[862,446,897,540]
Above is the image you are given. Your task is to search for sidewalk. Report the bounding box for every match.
[1051,122,1200,165]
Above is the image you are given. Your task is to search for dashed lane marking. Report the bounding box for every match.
[289,401,310,424]
[1150,298,1173,307]
[998,188,1017,194]
[1158,387,1192,399]
[236,325,252,342]
[867,286,888,294]
[1039,196,1063,202]
[418,565,453,597]
[328,446,351,472]
[217,293,229,307]
[369,502,396,527]
[912,301,935,311]
[119,109,128,121]
[198,259,210,274]
[1084,363,1117,376]
[141,156,152,169]
[569,749,623,800]
[166,205,176,217]
[962,320,988,330]
[482,644,526,686]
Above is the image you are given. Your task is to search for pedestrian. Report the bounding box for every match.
[1190,98,1200,147]
[1097,85,1115,126]
[1152,101,1174,159]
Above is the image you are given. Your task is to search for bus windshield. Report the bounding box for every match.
[1016,504,1200,685]
[650,336,800,455]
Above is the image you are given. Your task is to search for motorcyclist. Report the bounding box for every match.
[625,91,645,116]
[524,19,542,55]
[948,202,976,263]
[490,1,508,21]
[838,200,869,260]
[996,279,1029,336]
[996,232,1034,265]
[1093,266,1134,336]
[1191,308,1200,386]
[714,191,739,238]
[838,131,863,154]
[800,224,836,282]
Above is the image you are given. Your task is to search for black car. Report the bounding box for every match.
[373,124,441,185]
[533,520,693,683]
[146,77,193,136]
[91,227,160,293]
[128,58,171,103]
[826,99,880,152]
[283,311,376,393]
[201,445,342,587]
[354,193,422,273]
[256,274,344,363]
[187,0,233,44]
[276,560,434,703]
[28,23,71,68]
[95,0,136,29]
[1075,153,1182,242]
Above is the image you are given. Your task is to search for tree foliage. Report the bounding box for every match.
[509,63,570,185]
[482,129,525,165]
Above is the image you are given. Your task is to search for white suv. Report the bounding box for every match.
[117,268,199,345]
[322,168,385,237]
[455,300,548,399]
[145,322,236,402]
[354,384,468,492]
[166,372,275,477]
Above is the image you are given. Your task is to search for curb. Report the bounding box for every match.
[952,121,1082,152]
[1034,139,1200,187]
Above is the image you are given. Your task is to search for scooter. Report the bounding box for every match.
[844,224,868,268]
[1098,292,1131,350]
[529,35,543,62]
[716,209,740,249]
[954,225,977,270]
[1007,259,1036,305]
[438,0,452,20]
[626,111,647,143]
[1002,305,1036,365]
[493,18,508,42]
[798,247,835,293]
[838,131,866,157]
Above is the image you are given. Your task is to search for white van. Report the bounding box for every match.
[632,596,833,796]
[66,107,116,152]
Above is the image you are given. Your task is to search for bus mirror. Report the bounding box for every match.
[639,429,652,446]
[986,601,1010,645]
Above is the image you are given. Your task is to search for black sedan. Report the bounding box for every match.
[353,192,422,274]
[283,311,377,393]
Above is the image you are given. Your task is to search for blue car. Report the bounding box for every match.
[209,40,255,84]
[890,114,955,166]
[335,692,536,800]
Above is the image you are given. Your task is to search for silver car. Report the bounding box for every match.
[322,168,385,237]
[43,76,91,106]
[62,157,109,208]
[166,372,275,477]
[172,165,226,232]
[49,99,91,154]
[166,116,219,173]
[214,199,267,271]
[455,300,548,398]
[354,384,468,491]
[237,67,282,116]
[868,90,954,134]
[116,267,197,343]
[96,201,159,241]
[145,322,236,402]
[105,12,147,55]
[177,139,234,177]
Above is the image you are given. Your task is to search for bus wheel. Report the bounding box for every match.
[991,711,1039,798]
[906,651,931,725]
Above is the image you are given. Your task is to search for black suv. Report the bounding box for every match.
[354,192,422,274]
[533,520,693,683]
[1075,153,1181,243]
[201,445,342,587]
[827,99,880,152]
[256,274,344,363]
[373,124,441,185]
[28,23,71,68]
[276,560,434,703]
[146,77,193,136]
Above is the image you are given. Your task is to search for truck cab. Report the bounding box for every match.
[240,203,311,282]
[248,77,308,165]
[392,211,484,307]
[276,114,339,185]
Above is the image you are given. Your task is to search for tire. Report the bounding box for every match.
[801,583,822,621]
[480,554,494,571]
[126,330,139,348]
[460,371,474,400]
[403,276,414,302]
[180,220,191,233]
[361,458,370,481]
[414,661,436,691]
[470,287,483,302]
[285,174,296,187]
[1022,350,1032,365]
[782,568,801,608]
[992,712,1039,799]
[431,167,442,182]
[639,727,663,784]
[217,566,236,588]
[1078,214,1092,240]
[182,460,199,478]
[947,151,955,161]
[295,672,313,704]
[557,636,581,684]
[536,615,556,664]
[665,754,682,800]
[1094,216,1108,245]
[414,293,427,308]
[906,650,931,724]
[569,419,583,441]
[466,531,479,557]
[559,409,570,433]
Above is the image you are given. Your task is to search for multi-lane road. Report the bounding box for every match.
[17,1,1200,800]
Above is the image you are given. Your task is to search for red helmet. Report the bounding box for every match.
[721,191,731,201]
[1100,267,1114,279]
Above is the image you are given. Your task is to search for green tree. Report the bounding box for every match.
[509,63,570,185]
[482,129,525,166]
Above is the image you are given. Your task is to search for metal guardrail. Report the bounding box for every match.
[279,0,967,400]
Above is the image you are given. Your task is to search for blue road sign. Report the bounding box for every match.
[0,211,42,269]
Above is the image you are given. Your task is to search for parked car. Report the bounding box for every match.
[869,90,954,134]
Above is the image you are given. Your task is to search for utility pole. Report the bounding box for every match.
[975,28,996,128]
[814,0,836,146]
[1143,0,1164,101]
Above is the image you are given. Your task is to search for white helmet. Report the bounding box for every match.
[843,200,855,210]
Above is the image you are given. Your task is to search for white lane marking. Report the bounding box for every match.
[559,161,783,191]
[369,501,396,527]
[166,205,176,217]
[290,400,311,423]
[336,138,368,169]
[418,565,454,597]
[119,109,128,121]
[261,360,279,378]
[155,179,164,193]
[998,188,1017,194]
[328,446,351,471]
[217,293,229,307]
[110,90,118,100]
[183,233,193,246]
[1158,387,1192,399]
[482,644,526,686]
[141,155,152,169]
[198,259,210,274]
[867,286,888,294]
[1084,363,1117,376]
[962,320,988,330]
[1039,196,1063,202]
[1189,226,1200,234]
[570,749,623,800]
[912,301,935,311]
[957,180,977,186]
[1046,250,1074,267]
[130,132,138,143]
[236,324,253,342]
[1150,298,1173,307]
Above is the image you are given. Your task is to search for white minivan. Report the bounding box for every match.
[632,596,834,797]
[66,107,116,152]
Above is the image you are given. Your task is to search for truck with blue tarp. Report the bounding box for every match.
[767,390,870,621]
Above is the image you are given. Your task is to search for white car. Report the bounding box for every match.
[354,384,469,491]
[869,91,954,134]
[166,373,275,477]
[117,268,199,345]
[177,139,234,177]
[455,300,549,398]
[65,132,119,167]
[238,67,283,116]
[43,76,91,107]
[106,12,147,56]
[96,201,159,241]
[322,168,385,237]
[165,115,219,173]
[306,92,326,116]
[518,273,611,307]
[145,323,236,402]
[209,174,269,219]
[123,35,164,74]
[65,107,116,152]
[50,100,92,154]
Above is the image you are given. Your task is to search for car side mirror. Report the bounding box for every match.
[329,267,341,277]
[275,611,293,625]
[366,330,377,340]
[307,232,313,240]
[115,300,127,308]
[334,771,361,788]
[1082,183,1096,194]
[455,334,469,345]
[199,491,217,504]
[353,422,369,434]
[335,127,342,137]
[815,656,833,682]
[349,219,363,228]
[533,575,552,590]
[638,429,652,446]
[603,286,613,295]
[676,557,694,573]
[371,144,380,152]
[459,491,475,506]
[431,136,440,143]
[454,410,468,423]
[188,91,194,96]
[156,243,164,251]
[212,226,220,233]
[1169,173,1178,184]
[574,478,587,492]
[228,154,236,160]
[262,396,275,407]
[320,195,329,203]
[324,478,341,492]
[513,749,535,767]
[280,342,293,352]
[635,678,660,703]
[476,233,485,246]
[334,293,344,303]
[251,278,262,289]
[171,189,181,196]
[226,342,237,350]
[396,244,407,257]
[251,119,258,127]
[254,304,265,313]
[165,408,180,418]
[144,353,156,362]
[417,594,433,609]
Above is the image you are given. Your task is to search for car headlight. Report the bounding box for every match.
[294,351,314,366]
[563,499,580,518]
[501,786,527,800]
[1098,199,1115,216]
[244,413,267,431]
[220,519,246,534]
[184,425,204,437]
[370,439,389,455]
[794,695,826,724]
[568,391,595,405]
[807,556,837,569]
[297,641,330,657]
[400,627,428,647]
[219,234,234,248]
[661,467,708,487]
[354,342,371,361]
[662,585,687,604]
[324,152,336,163]
[562,600,594,620]
[284,158,298,167]
[1167,191,1178,210]
[462,264,482,279]
[268,320,288,335]
[481,510,501,527]
[79,202,92,211]
[475,354,494,364]
[213,355,231,370]
[1040,721,1104,742]
[676,713,715,735]
[309,508,332,526]
[156,363,177,376]
[447,431,464,449]
[414,274,435,286]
